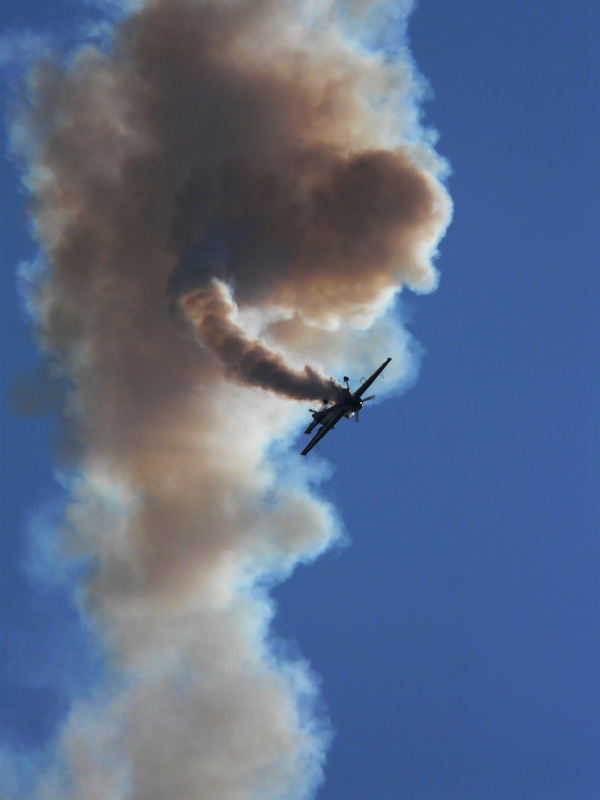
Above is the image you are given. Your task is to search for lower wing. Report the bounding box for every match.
[300,409,345,456]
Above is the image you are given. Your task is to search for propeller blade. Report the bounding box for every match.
[362,395,376,402]
[355,409,360,423]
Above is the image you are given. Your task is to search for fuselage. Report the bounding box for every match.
[310,391,361,426]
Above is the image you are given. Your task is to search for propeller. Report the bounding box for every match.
[354,395,375,423]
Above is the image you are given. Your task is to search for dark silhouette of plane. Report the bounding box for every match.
[301,357,392,456]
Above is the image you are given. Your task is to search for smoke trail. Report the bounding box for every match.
[174,275,345,401]
[7,0,451,797]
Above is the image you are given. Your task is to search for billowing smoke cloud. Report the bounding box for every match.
[7,0,451,797]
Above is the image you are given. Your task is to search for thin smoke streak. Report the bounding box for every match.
[176,277,345,402]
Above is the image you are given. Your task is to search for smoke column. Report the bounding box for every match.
[7,1,451,797]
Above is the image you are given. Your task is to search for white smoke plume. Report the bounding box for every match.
[7,0,451,797]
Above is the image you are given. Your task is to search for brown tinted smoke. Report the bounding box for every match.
[10,0,451,798]
[177,277,345,401]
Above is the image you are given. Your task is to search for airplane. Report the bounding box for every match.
[300,357,392,456]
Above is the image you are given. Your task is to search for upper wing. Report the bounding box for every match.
[354,357,392,399]
[300,407,346,456]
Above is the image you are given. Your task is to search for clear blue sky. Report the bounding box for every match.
[2,1,599,799]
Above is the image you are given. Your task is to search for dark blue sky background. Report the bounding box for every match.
[2,1,599,798]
